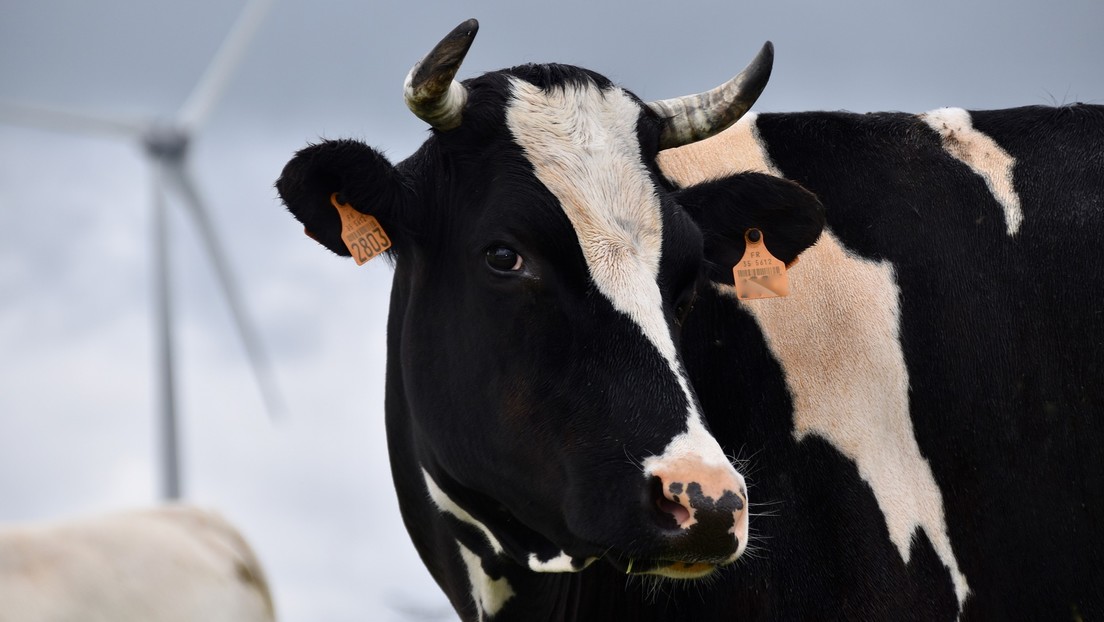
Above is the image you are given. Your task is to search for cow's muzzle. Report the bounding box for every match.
[643,456,750,575]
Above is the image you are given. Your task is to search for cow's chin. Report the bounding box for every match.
[518,536,737,581]
[603,555,736,581]
[645,560,719,580]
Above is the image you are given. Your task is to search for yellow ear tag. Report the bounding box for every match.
[733,228,790,300]
[330,193,392,265]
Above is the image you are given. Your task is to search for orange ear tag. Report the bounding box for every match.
[733,228,790,300]
[330,193,392,265]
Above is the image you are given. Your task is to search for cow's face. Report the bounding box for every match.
[276,20,824,580]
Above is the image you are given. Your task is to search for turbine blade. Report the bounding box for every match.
[164,163,286,421]
[0,99,147,138]
[176,0,275,130]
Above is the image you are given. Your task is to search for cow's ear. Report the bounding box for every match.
[675,172,825,286]
[276,139,414,258]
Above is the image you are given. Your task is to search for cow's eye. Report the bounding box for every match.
[485,245,524,272]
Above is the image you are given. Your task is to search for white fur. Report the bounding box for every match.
[506,78,734,479]
[526,551,595,573]
[658,115,970,606]
[0,505,274,622]
[457,543,514,620]
[921,107,1023,236]
[424,471,516,616]
[422,469,504,555]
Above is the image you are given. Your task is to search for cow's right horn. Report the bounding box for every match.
[647,42,774,149]
[404,19,479,131]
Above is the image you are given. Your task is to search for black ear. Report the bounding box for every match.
[675,172,825,286]
[275,139,414,257]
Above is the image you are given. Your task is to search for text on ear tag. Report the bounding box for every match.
[330,193,392,265]
[733,228,790,300]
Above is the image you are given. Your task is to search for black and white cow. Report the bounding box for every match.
[662,104,1104,620]
[276,19,1102,621]
[277,19,820,621]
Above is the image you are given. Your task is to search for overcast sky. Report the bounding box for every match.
[0,1,1100,620]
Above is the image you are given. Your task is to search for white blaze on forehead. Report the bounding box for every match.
[506,78,730,470]
[920,107,1023,236]
[506,79,668,362]
[659,115,970,607]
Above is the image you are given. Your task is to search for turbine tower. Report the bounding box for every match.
[0,0,282,500]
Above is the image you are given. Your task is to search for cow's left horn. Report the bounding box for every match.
[404,19,479,131]
[647,42,774,149]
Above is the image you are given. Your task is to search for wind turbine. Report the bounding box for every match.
[0,0,282,501]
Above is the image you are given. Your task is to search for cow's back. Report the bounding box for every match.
[0,505,275,622]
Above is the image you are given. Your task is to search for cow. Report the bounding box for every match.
[275,18,1102,621]
[277,18,821,621]
[661,105,1104,619]
[0,505,276,622]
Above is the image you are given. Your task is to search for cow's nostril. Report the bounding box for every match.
[656,495,690,526]
[650,476,693,528]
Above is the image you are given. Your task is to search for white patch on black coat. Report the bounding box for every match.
[457,543,514,620]
[527,551,595,573]
[423,469,505,555]
[424,470,514,617]
[506,79,737,486]
[921,107,1023,236]
[658,114,970,606]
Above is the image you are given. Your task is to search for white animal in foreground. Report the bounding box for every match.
[0,505,275,622]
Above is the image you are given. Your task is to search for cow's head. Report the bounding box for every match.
[277,20,823,581]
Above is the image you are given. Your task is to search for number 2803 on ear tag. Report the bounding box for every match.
[733,228,790,300]
[330,193,392,266]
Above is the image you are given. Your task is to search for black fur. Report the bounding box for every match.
[275,138,415,256]
[675,172,825,284]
